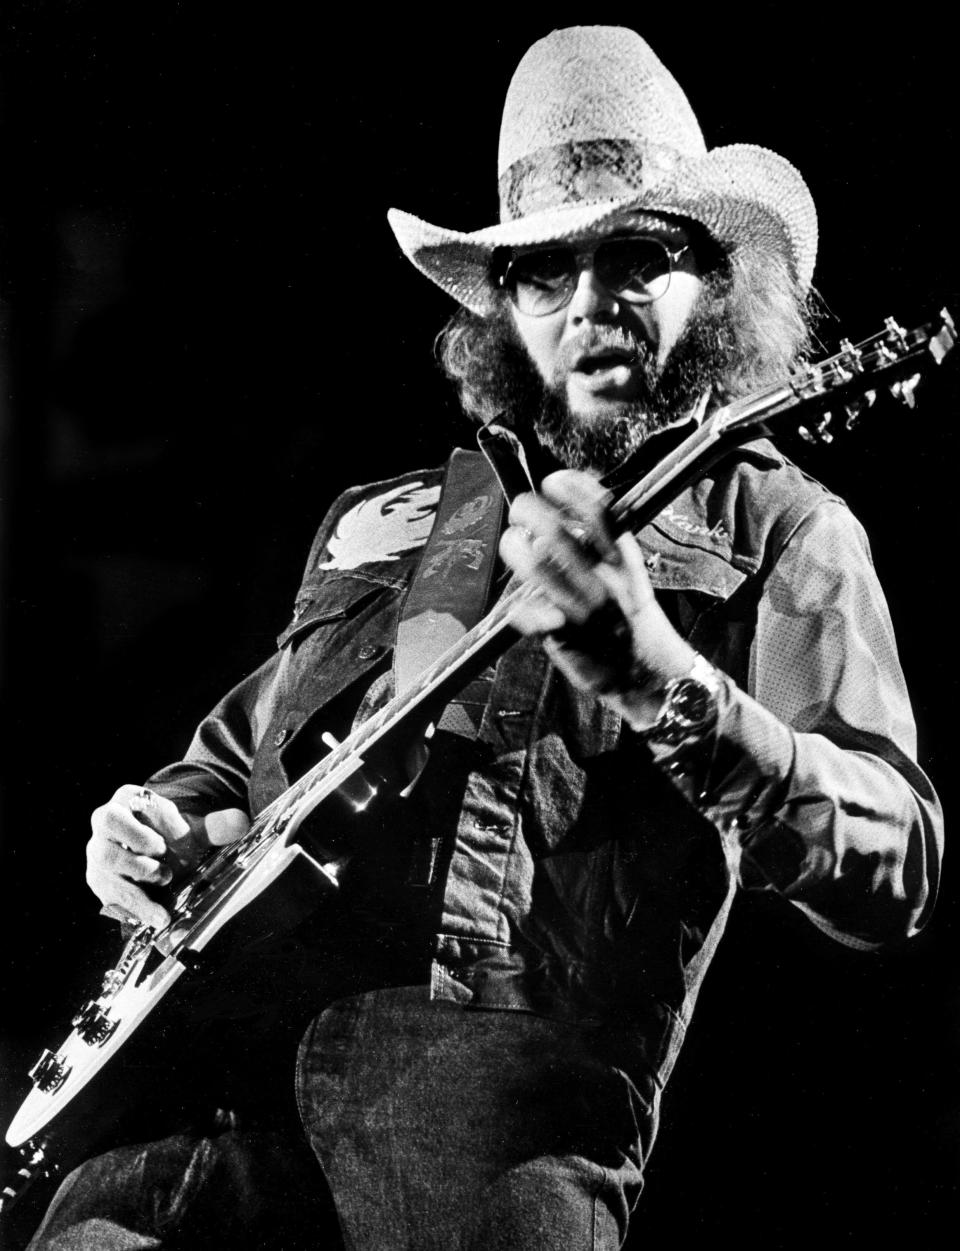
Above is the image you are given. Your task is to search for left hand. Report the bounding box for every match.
[499,470,697,729]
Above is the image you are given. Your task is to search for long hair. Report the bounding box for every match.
[436,243,817,427]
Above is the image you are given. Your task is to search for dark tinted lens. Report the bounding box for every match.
[595,237,671,301]
[504,249,575,314]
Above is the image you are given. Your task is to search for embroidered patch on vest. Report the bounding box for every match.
[658,503,730,546]
[317,482,440,571]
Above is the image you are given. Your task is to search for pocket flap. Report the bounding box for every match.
[277,576,392,647]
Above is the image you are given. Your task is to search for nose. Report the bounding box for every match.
[566,265,619,325]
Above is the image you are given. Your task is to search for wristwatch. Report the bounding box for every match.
[642,654,721,747]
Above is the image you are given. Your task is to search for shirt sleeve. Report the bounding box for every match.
[653,498,944,949]
[143,648,289,818]
[138,489,350,817]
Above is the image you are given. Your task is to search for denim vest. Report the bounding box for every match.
[220,441,841,1086]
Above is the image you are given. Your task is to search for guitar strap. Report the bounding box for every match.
[394,447,505,697]
[389,448,505,891]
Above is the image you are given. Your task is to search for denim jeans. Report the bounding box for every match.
[28,987,656,1250]
[24,1127,341,1249]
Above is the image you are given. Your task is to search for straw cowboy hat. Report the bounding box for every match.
[388,26,817,315]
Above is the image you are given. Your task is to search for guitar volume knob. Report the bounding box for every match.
[101,968,125,996]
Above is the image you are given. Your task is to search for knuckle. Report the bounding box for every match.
[145,830,168,856]
[508,492,535,523]
[141,859,162,883]
[90,803,111,830]
[130,856,154,882]
[543,469,571,492]
[499,527,519,556]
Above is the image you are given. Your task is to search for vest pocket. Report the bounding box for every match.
[277,575,393,649]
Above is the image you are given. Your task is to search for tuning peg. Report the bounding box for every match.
[890,372,921,409]
[839,338,864,372]
[833,338,865,382]
[884,316,909,351]
[843,391,873,429]
[799,413,834,444]
[930,308,956,363]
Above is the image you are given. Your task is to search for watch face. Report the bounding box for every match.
[647,676,718,745]
[671,679,712,729]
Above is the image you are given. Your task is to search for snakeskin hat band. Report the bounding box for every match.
[388,26,817,315]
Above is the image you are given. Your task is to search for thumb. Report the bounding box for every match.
[202,808,251,847]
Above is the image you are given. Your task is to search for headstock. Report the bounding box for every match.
[718,309,956,448]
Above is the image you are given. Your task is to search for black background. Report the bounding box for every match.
[1,3,957,1245]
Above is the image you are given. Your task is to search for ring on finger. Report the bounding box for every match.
[130,787,156,820]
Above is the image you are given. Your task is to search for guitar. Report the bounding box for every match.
[2,309,955,1213]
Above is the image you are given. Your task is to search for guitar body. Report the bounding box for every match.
[6,836,342,1148]
[1,839,347,1233]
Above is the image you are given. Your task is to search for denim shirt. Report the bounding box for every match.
[147,436,943,1088]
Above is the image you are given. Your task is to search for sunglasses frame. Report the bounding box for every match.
[498,234,691,317]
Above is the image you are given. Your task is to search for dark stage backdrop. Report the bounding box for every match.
[1,4,957,1245]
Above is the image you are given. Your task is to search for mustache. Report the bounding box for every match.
[551,325,654,381]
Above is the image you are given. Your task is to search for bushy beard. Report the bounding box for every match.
[532,286,733,474]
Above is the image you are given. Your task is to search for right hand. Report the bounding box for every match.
[86,785,250,930]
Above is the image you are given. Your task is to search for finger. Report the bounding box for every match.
[508,591,568,637]
[112,785,192,845]
[508,491,579,543]
[529,534,607,619]
[503,493,610,592]
[500,526,603,623]
[104,881,171,931]
[508,492,600,570]
[592,532,657,615]
[99,902,143,926]
[91,805,166,858]
[616,530,654,583]
[128,853,174,887]
[91,802,169,859]
[88,830,172,883]
[202,808,251,848]
[86,863,171,930]
[538,471,620,563]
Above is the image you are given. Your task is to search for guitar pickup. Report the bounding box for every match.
[71,1001,118,1046]
[28,1051,71,1095]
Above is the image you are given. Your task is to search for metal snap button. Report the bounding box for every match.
[357,644,379,661]
[273,727,290,747]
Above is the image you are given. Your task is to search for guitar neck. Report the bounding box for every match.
[257,398,777,833]
[239,310,956,845]
[606,386,791,534]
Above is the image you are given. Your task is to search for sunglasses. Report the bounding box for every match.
[499,235,691,317]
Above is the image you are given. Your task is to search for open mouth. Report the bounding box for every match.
[574,350,636,374]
